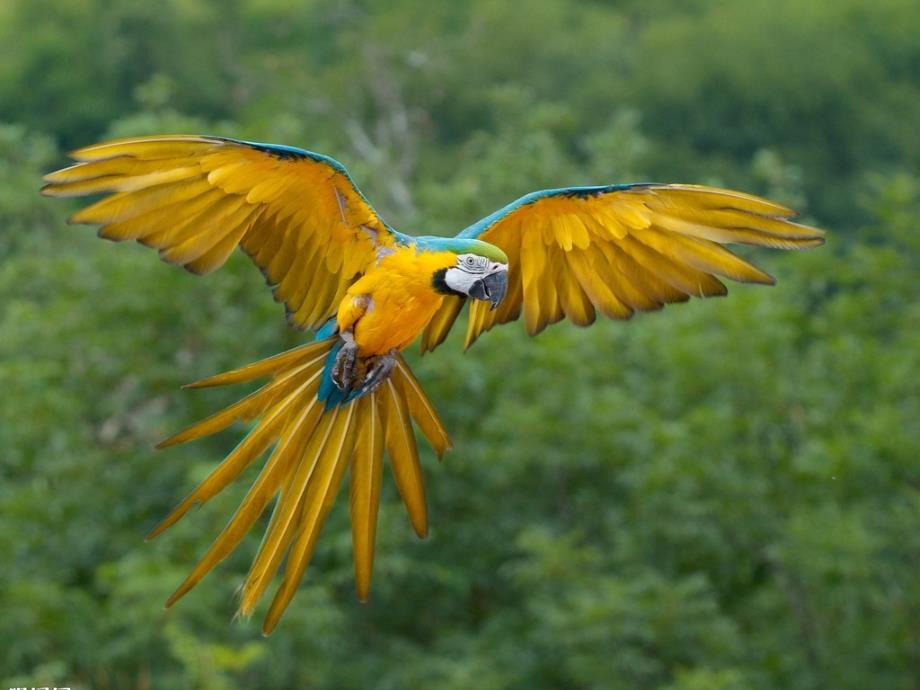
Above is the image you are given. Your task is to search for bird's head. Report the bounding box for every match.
[429,239,509,310]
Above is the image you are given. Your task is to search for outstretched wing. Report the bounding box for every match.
[421,183,824,352]
[42,135,405,331]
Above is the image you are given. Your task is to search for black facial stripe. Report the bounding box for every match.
[432,268,466,297]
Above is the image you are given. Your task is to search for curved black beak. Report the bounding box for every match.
[469,268,508,311]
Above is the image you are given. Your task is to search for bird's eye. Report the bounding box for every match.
[464,256,476,267]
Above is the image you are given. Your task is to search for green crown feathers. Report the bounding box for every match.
[413,236,509,264]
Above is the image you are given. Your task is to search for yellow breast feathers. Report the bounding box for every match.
[338,248,457,354]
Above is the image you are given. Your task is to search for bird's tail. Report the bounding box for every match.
[148,336,450,634]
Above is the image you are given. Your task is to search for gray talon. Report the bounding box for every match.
[332,337,359,391]
[362,349,397,394]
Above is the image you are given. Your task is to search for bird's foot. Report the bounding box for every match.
[362,349,398,394]
[332,334,359,391]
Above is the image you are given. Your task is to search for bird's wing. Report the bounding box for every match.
[421,183,824,352]
[42,135,406,331]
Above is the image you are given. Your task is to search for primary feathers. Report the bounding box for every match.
[43,134,824,632]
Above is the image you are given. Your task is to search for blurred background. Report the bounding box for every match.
[2,1,919,688]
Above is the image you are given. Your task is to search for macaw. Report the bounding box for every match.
[42,135,824,633]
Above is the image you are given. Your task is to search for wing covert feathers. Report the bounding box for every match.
[151,337,449,632]
[448,183,824,350]
[42,135,396,331]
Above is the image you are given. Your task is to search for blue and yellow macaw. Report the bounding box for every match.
[43,135,824,632]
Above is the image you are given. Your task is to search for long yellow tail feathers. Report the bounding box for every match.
[163,394,326,607]
[262,404,359,634]
[349,395,384,602]
[392,356,452,458]
[183,339,332,389]
[151,338,450,632]
[238,406,342,617]
[381,379,428,538]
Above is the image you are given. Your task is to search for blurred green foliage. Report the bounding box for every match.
[1,0,919,688]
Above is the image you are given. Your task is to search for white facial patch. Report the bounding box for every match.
[443,253,506,295]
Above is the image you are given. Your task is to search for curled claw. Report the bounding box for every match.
[362,349,397,394]
[332,336,359,391]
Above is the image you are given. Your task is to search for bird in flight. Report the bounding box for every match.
[43,134,824,633]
